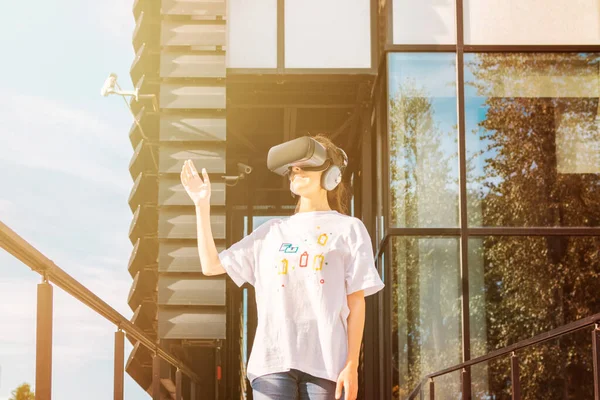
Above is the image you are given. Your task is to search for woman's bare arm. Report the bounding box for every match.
[181,159,226,276]
[195,205,226,276]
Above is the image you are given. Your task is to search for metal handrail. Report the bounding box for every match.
[0,220,201,393]
[406,311,600,399]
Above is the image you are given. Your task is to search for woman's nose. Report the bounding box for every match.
[291,166,302,173]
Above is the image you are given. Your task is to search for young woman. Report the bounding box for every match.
[180,135,384,400]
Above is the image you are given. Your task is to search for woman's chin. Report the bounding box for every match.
[293,187,320,198]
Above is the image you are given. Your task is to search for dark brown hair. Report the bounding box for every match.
[294,134,349,215]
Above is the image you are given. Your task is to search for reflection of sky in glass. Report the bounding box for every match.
[388,53,458,183]
[464,54,499,195]
[388,53,459,182]
[387,53,459,227]
[389,53,457,137]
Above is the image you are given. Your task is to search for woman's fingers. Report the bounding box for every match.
[182,160,208,188]
[184,160,198,183]
[181,163,189,185]
[188,160,201,178]
[202,168,210,184]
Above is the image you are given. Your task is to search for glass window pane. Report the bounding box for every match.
[392,0,456,44]
[285,0,371,68]
[469,235,599,398]
[465,53,600,227]
[388,53,459,228]
[227,0,277,68]
[464,0,600,45]
[391,237,461,396]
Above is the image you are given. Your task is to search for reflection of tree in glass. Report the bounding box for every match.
[388,80,461,399]
[389,78,458,228]
[467,53,600,399]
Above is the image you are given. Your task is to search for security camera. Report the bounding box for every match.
[237,163,253,175]
[101,73,118,97]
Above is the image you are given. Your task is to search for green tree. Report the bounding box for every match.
[466,52,600,399]
[9,383,35,400]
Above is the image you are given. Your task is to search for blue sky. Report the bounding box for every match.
[0,1,150,399]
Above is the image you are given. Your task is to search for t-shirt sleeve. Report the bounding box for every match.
[218,220,274,287]
[345,218,385,297]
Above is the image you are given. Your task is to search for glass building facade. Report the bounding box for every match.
[369,1,600,399]
[384,51,600,398]
[127,0,600,398]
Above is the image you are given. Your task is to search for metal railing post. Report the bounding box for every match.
[429,378,435,400]
[113,329,124,400]
[191,381,197,400]
[511,352,521,400]
[35,279,53,400]
[176,369,183,400]
[461,368,471,400]
[0,220,203,398]
[593,325,600,400]
[153,352,161,400]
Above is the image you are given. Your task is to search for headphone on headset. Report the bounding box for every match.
[289,147,348,195]
[320,147,348,191]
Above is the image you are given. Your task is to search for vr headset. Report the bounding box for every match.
[267,136,348,191]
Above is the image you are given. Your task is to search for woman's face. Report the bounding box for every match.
[289,166,324,197]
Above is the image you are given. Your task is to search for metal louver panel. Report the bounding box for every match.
[158,243,226,273]
[161,0,226,17]
[158,210,226,240]
[129,172,158,212]
[159,84,226,110]
[133,12,159,52]
[158,144,225,174]
[128,269,157,311]
[158,209,225,240]
[158,177,225,207]
[158,309,226,339]
[158,277,226,306]
[129,0,229,395]
[131,301,157,333]
[128,237,158,278]
[159,114,226,142]
[160,53,226,79]
[126,342,152,390]
[129,139,158,179]
[129,107,159,148]
[129,204,158,244]
[131,43,159,85]
[160,22,226,47]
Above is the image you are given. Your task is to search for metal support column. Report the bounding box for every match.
[176,369,183,400]
[35,280,53,400]
[511,352,521,400]
[152,353,161,400]
[593,326,600,400]
[429,378,435,400]
[114,330,125,400]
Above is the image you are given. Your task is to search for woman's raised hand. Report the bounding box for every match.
[180,159,211,208]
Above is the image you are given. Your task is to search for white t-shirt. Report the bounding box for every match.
[218,210,385,384]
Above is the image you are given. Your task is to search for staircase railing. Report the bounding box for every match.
[406,311,600,400]
[0,220,201,400]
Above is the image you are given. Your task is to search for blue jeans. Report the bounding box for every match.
[251,369,344,400]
